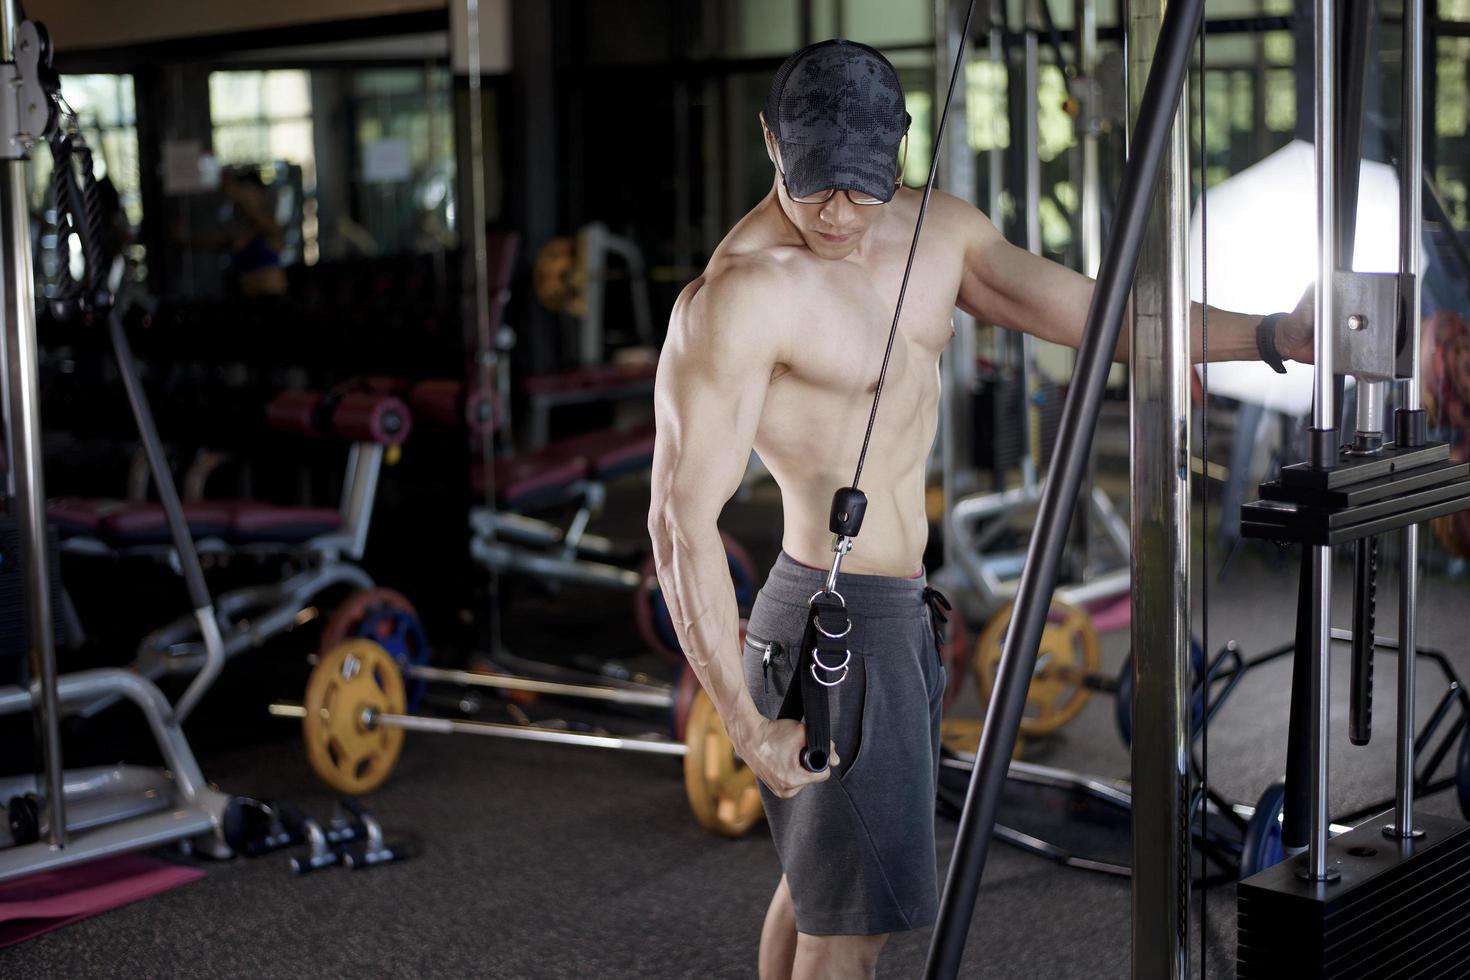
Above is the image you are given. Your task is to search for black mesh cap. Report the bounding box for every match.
[764,38,910,203]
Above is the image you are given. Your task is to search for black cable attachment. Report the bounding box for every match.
[829,487,868,537]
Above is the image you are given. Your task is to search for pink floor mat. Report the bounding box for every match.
[0,853,205,948]
[1090,594,1131,634]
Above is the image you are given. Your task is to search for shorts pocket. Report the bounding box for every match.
[742,629,788,719]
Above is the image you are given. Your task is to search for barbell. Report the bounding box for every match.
[275,634,764,838]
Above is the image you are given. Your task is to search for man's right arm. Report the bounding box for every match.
[647,268,832,798]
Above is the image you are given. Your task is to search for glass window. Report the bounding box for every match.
[732,0,801,56]
[841,0,932,47]
[1441,0,1470,21]
[209,70,317,264]
[209,70,316,188]
[346,67,458,256]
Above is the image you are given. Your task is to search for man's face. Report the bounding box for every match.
[763,123,884,261]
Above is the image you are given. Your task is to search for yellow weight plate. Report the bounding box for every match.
[973,597,1101,736]
[683,689,764,838]
[303,639,407,795]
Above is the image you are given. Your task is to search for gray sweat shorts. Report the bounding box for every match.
[743,552,946,936]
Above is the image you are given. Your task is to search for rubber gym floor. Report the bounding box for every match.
[6,477,1468,979]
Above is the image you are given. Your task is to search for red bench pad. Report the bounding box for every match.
[472,452,589,508]
[543,424,655,478]
[230,505,341,543]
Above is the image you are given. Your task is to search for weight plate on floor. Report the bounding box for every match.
[941,611,972,713]
[973,598,1101,736]
[303,639,406,795]
[683,688,764,838]
[1239,782,1287,878]
[320,588,429,708]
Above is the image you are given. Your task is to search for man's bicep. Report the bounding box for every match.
[650,290,775,525]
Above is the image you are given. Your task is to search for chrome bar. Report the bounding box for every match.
[1392,0,1425,839]
[0,807,217,885]
[1307,544,1335,880]
[404,664,673,709]
[1300,0,1338,886]
[987,0,1004,229]
[378,712,688,756]
[1021,2,1042,488]
[1313,0,1336,428]
[1076,0,1102,278]
[935,0,978,571]
[1354,378,1385,447]
[470,537,642,589]
[1391,527,1420,836]
[341,442,383,562]
[1126,0,1193,964]
[0,0,63,848]
[173,605,224,723]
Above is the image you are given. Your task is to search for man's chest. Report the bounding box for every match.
[777,259,958,396]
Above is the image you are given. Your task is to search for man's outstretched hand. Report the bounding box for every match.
[1275,284,1316,364]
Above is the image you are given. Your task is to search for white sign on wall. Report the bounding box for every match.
[162,140,220,195]
[362,139,412,183]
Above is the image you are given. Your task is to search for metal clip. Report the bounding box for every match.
[811,663,850,687]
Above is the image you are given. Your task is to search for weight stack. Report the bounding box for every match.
[971,372,1066,473]
[1237,811,1470,978]
[972,369,1026,473]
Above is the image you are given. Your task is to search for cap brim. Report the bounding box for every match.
[779,139,901,203]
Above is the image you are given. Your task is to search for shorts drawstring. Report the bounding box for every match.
[922,587,951,657]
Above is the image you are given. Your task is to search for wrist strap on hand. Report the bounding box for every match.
[1256,312,1289,374]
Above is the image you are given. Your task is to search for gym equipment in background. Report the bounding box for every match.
[533,221,655,368]
[0,20,241,882]
[55,380,414,724]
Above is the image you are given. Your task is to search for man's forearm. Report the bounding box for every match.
[1189,303,1263,363]
[1111,301,1264,364]
[647,517,763,745]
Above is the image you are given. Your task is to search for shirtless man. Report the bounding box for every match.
[647,39,1313,980]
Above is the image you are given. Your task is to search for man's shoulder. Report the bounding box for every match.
[678,250,798,324]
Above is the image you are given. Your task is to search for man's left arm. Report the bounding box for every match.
[948,195,1314,365]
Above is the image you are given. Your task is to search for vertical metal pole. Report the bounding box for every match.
[987,0,1005,233]
[1389,0,1425,841]
[0,0,65,848]
[461,0,505,659]
[987,0,1007,384]
[1075,0,1101,575]
[1127,0,1191,975]
[1077,0,1101,279]
[1021,0,1042,485]
[1304,0,1338,884]
[937,0,977,568]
